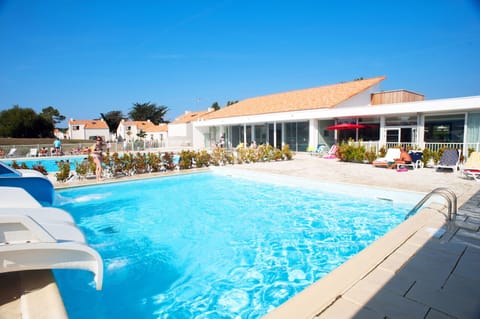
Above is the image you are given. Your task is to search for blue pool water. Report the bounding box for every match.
[53,172,416,319]
[1,156,86,173]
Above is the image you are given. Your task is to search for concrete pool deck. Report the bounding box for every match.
[2,153,480,318]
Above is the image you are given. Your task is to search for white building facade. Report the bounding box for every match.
[68,119,110,140]
[190,77,480,156]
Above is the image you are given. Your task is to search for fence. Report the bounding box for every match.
[1,140,479,160]
[0,141,189,159]
[344,141,479,157]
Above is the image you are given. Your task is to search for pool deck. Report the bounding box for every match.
[2,153,480,318]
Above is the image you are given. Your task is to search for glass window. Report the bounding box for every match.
[246,126,252,145]
[297,122,309,152]
[268,123,282,149]
[285,121,309,152]
[285,123,296,150]
[424,114,464,142]
[385,115,417,126]
[358,117,380,141]
[254,124,268,145]
[231,125,243,147]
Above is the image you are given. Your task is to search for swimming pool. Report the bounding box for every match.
[53,171,419,319]
[0,156,86,173]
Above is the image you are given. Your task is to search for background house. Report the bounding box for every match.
[68,119,109,140]
[53,128,67,140]
[116,119,168,148]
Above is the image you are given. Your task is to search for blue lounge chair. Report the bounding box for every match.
[310,144,327,156]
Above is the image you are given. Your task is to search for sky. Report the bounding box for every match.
[1,0,479,127]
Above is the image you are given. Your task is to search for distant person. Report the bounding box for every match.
[39,147,48,156]
[388,147,412,169]
[92,136,104,181]
[53,138,62,156]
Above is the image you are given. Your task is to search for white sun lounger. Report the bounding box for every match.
[0,187,104,290]
[372,148,401,167]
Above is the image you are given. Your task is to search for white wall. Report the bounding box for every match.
[168,123,188,137]
[335,85,379,108]
[86,129,109,140]
[69,124,85,139]
[192,126,209,149]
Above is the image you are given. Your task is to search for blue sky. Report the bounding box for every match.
[1,0,479,126]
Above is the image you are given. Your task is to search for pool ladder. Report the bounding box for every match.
[405,187,457,221]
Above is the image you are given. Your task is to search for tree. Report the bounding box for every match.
[136,129,147,139]
[211,102,220,111]
[101,111,125,136]
[226,100,239,106]
[128,102,168,124]
[40,106,66,125]
[0,105,53,138]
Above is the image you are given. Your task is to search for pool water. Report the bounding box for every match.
[1,156,86,173]
[53,172,415,319]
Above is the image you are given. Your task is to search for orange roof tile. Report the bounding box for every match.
[172,110,213,124]
[148,123,168,132]
[201,76,386,120]
[69,119,109,129]
[122,120,168,132]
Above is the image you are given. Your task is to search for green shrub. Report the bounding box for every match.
[236,147,247,164]
[282,144,293,160]
[364,149,377,163]
[146,152,162,172]
[338,139,366,162]
[162,152,174,170]
[195,150,211,168]
[246,148,256,163]
[56,161,70,182]
[135,152,147,172]
[75,159,89,178]
[378,146,387,158]
[179,150,195,169]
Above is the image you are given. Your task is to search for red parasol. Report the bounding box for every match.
[325,123,366,130]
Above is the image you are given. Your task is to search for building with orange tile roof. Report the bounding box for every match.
[168,109,215,148]
[68,119,110,140]
[190,76,480,155]
[116,119,168,148]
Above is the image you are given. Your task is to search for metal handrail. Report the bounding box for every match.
[405,187,457,221]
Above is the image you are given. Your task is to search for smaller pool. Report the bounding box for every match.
[0,156,87,173]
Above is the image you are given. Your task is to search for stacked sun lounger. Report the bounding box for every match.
[0,186,103,290]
